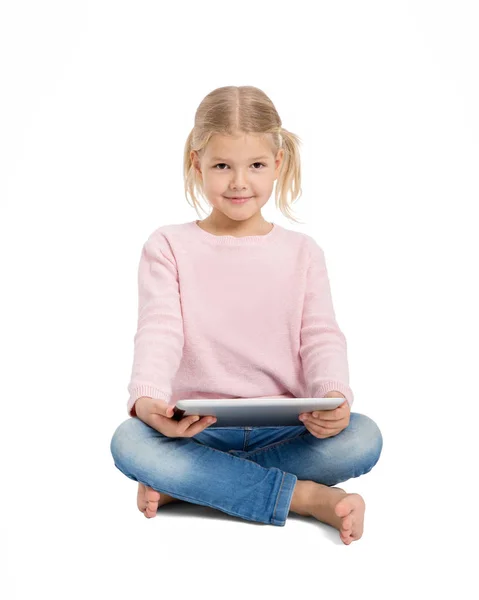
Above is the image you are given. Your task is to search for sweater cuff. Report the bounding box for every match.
[313,381,354,408]
[127,385,173,417]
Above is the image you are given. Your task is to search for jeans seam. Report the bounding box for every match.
[244,428,308,457]
[272,471,286,524]
[243,428,251,451]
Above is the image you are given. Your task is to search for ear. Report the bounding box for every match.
[190,150,200,173]
[275,148,285,174]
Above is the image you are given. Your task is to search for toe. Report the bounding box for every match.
[340,531,352,545]
[334,497,352,518]
[145,507,156,518]
[145,501,158,518]
[137,483,147,512]
[144,486,160,518]
[145,486,161,503]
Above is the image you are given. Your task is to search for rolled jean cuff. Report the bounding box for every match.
[271,471,298,526]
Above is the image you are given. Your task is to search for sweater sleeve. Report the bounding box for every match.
[300,239,354,408]
[126,232,185,417]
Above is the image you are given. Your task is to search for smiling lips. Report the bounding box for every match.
[226,196,252,204]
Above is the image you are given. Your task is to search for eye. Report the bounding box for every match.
[213,162,266,170]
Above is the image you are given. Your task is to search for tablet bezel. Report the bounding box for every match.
[172,397,345,427]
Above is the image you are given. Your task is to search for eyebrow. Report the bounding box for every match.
[209,155,270,162]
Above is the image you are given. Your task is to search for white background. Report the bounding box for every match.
[1,1,477,598]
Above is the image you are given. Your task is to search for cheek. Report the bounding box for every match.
[210,180,229,195]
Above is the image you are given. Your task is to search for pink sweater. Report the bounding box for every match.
[126,220,354,417]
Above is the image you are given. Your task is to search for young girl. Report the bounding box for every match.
[110,85,383,545]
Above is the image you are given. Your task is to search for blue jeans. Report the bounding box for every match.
[110,412,383,526]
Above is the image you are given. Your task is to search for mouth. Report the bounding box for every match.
[225,196,253,204]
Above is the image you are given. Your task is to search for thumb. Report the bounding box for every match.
[163,405,174,418]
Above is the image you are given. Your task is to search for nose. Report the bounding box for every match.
[229,168,249,189]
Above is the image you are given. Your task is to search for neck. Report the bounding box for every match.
[200,212,270,237]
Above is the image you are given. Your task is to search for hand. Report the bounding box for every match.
[134,396,217,438]
[299,391,351,439]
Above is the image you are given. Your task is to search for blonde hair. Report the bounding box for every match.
[183,86,305,224]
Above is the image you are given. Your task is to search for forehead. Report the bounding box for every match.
[204,133,273,160]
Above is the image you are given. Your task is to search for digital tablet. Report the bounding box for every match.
[171,397,345,427]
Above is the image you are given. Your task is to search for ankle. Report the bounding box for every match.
[289,480,314,516]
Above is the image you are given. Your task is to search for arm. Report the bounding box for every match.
[126,232,185,417]
[300,239,354,408]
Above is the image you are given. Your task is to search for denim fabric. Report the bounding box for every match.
[110,412,383,526]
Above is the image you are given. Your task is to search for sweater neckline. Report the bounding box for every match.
[190,220,279,245]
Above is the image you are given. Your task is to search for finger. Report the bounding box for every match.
[198,415,217,428]
[312,406,346,420]
[303,418,339,429]
[183,415,217,436]
[313,415,349,430]
[181,414,215,432]
[178,414,202,434]
[308,411,338,421]
[156,403,174,418]
[312,418,342,430]
[303,419,339,438]
[305,423,334,439]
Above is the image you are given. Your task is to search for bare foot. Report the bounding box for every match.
[303,482,366,545]
[137,483,182,518]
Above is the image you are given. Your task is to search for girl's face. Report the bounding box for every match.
[191,132,284,222]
